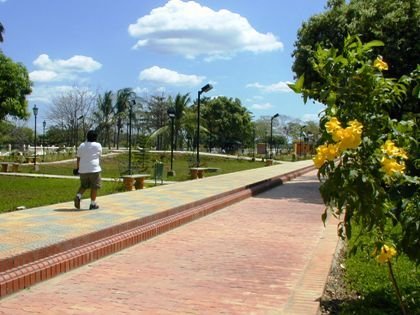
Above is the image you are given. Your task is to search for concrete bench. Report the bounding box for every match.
[25,156,37,164]
[189,167,220,179]
[122,174,150,191]
[1,162,19,173]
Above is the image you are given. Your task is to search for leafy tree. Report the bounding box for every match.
[201,96,253,153]
[172,93,191,150]
[290,35,419,265]
[93,90,114,149]
[114,88,135,149]
[0,52,32,121]
[145,94,170,150]
[0,22,4,42]
[0,120,31,150]
[292,0,420,118]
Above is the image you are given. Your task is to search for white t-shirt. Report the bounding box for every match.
[77,141,102,173]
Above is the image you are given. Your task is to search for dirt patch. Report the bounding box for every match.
[319,239,360,314]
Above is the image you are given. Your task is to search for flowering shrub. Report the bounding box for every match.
[376,244,397,264]
[289,35,419,264]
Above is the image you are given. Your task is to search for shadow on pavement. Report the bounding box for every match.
[254,175,324,205]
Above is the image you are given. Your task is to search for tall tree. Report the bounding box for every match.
[146,94,169,150]
[93,90,114,149]
[0,22,4,42]
[201,96,253,153]
[0,52,32,121]
[173,92,191,150]
[48,87,96,146]
[114,88,135,149]
[292,0,420,118]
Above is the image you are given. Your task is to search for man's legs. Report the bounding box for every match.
[89,188,99,209]
[90,189,97,203]
[74,187,85,209]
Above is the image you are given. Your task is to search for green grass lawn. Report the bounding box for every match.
[0,176,125,213]
[1,152,267,213]
[17,152,267,181]
[339,223,420,315]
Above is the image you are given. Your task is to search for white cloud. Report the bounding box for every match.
[128,0,283,60]
[30,54,102,82]
[251,102,273,110]
[246,81,292,93]
[28,85,77,104]
[29,70,58,82]
[139,66,205,86]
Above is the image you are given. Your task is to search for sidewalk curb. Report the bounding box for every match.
[0,165,315,299]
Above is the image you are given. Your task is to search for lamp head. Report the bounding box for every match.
[43,120,46,128]
[167,107,176,118]
[272,113,279,119]
[200,83,213,93]
[32,104,38,116]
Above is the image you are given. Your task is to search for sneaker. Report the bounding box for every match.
[89,204,99,210]
[74,196,80,209]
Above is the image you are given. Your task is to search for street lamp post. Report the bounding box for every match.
[76,115,84,145]
[196,83,213,166]
[270,113,279,159]
[167,107,176,176]
[32,105,38,170]
[128,99,135,175]
[300,125,306,158]
[252,124,256,161]
[42,120,46,161]
[283,126,289,153]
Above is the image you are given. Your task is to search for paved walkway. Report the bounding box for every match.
[0,161,339,314]
[0,160,312,261]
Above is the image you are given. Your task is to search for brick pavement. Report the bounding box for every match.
[0,170,339,314]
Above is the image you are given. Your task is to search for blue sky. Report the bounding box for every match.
[1,0,327,125]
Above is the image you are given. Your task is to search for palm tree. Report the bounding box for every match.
[0,22,4,42]
[93,91,114,149]
[114,88,135,149]
[173,93,191,149]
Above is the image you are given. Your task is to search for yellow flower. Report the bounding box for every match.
[324,143,340,160]
[381,140,408,159]
[314,143,340,163]
[339,128,362,150]
[325,117,342,134]
[313,154,325,169]
[381,157,405,176]
[373,57,388,71]
[348,120,363,134]
[326,118,363,149]
[376,244,397,264]
[331,128,344,143]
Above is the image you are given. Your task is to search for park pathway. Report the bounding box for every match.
[0,169,339,314]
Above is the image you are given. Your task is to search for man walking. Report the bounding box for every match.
[74,130,102,210]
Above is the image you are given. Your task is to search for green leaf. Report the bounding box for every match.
[326,91,337,106]
[362,40,384,52]
[288,74,305,93]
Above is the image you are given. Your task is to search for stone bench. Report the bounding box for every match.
[25,156,37,164]
[1,162,19,173]
[122,174,150,191]
[189,167,220,179]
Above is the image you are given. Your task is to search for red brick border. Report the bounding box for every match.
[0,165,314,298]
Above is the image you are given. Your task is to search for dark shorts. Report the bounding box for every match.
[80,172,102,190]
